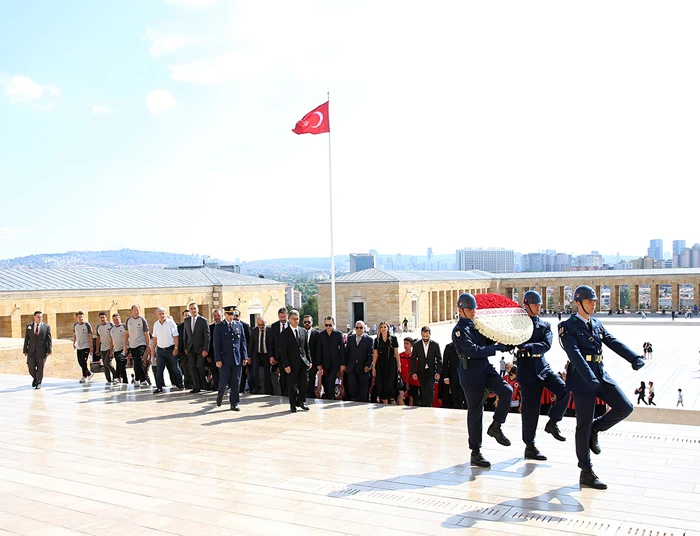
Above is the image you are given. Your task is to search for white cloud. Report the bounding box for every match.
[144,29,197,58]
[146,89,177,115]
[1,74,60,107]
[164,0,217,7]
[92,105,110,114]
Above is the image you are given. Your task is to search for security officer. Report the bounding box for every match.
[516,291,570,461]
[452,292,514,468]
[213,305,249,411]
[559,285,644,490]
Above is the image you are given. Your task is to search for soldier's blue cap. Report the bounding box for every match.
[457,293,477,310]
[573,285,597,302]
[523,290,542,306]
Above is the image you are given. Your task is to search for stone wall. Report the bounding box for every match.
[0,338,79,379]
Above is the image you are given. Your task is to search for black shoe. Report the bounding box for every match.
[589,429,601,455]
[524,445,547,460]
[190,389,201,394]
[154,388,163,393]
[250,388,260,394]
[290,406,297,413]
[580,469,607,490]
[545,420,566,442]
[299,403,310,411]
[296,401,302,407]
[231,404,240,411]
[487,421,511,446]
[216,395,222,407]
[470,450,491,467]
[32,379,37,388]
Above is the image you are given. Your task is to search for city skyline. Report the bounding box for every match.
[2,1,699,261]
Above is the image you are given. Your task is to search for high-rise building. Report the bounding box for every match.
[575,252,604,269]
[673,240,686,255]
[647,239,663,259]
[455,248,514,273]
[349,253,376,272]
[427,247,433,263]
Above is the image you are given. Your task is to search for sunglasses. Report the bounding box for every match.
[355,326,364,329]
[303,321,311,324]
[324,324,333,327]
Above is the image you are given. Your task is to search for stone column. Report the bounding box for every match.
[558,286,565,310]
[610,285,620,312]
[671,283,680,311]
[650,284,659,312]
[594,285,602,312]
[540,286,548,309]
[10,312,23,338]
[630,284,639,311]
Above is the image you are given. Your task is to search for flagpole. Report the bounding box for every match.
[327,91,336,321]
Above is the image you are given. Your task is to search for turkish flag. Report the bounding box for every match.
[292,101,330,135]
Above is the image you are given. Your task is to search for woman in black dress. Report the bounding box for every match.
[372,322,401,404]
[636,381,648,405]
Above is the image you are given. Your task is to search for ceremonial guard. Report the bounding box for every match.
[452,293,514,468]
[516,291,570,461]
[213,305,248,411]
[559,285,644,489]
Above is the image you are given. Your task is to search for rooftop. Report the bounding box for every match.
[0,267,281,292]
[320,268,494,283]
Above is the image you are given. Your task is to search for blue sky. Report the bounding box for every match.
[2,0,700,262]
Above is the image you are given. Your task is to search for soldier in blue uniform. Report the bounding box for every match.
[559,286,644,489]
[516,291,570,461]
[452,293,514,468]
[214,305,249,411]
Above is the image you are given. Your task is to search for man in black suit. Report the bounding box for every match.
[248,316,267,394]
[232,309,252,393]
[302,315,320,399]
[207,309,223,391]
[411,326,443,407]
[316,316,345,400]
[280,309,312,412]
[441,342,464,409]
[23,310,52,389]
[266,307,288,396]
[178,310,192,389]
[183,302,210,393]
[342,321,374,402]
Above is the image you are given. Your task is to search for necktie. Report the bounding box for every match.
[587,320,593,332]
[35,324,39,337]
[259,330,263,353]
[356,335,360,346]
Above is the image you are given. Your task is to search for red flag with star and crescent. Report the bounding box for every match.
[292,101,330,135]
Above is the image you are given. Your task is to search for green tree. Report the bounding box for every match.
[300,295,318,324]
[620,286,630,309]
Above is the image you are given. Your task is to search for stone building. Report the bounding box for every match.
[0,267,286,339]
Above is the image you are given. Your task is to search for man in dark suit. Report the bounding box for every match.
[440,342,464,409]
[23,310,52,389]
[207,309,223,391]
[232,309,252,393]
[266,307,288,396]
[280,309,312,412]
[178,310,192,389]
[316,316,345,400]
[411,326,443,407]
[214,306,248,411]
[342,321,374,402]
[248,316,267,394]
[183,302,210,393]
[302,315,320,399]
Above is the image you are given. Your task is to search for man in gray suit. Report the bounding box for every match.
[183,302,210,393]
[23,310,52,389]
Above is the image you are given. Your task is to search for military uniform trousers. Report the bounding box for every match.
[218,363,243,406]
[457,364,513,451]
[572,381,633,469]
[519,374,570,445]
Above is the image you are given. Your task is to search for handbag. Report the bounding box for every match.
[90,354,105,373]
[396,372,406,392]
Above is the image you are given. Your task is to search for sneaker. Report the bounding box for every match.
[154,388,164,393]
[140,381,149,387]
[112,379,119,385]
[87,372,94,381]
[79,376,86,383]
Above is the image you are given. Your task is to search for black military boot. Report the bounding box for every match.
[470,449,491,468]
[524,444,547,460]
[544,420,566,441]
[589,428,601,455]
[487,421,511,446]
[580,469,607,490]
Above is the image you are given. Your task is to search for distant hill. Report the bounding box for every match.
[0,249,231,269]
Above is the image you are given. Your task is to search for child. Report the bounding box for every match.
[677,388,684,407]
[399,337,420,406]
